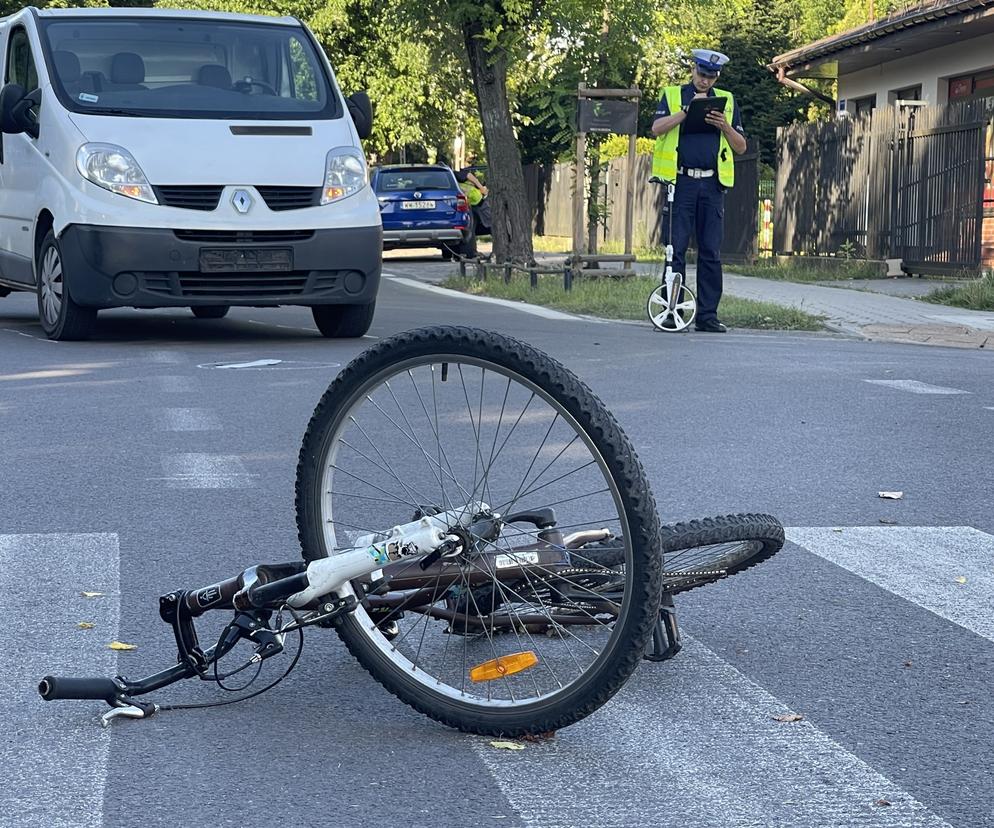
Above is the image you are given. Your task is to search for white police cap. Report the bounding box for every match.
[691,49,729,75]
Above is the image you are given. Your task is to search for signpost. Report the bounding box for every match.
[572,85,642,282]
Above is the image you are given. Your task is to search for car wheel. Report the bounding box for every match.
[440,246,454,261]
[312,301,376,338]
[191,305,230,319]
[0,286,10,298]
[36,230,97,341]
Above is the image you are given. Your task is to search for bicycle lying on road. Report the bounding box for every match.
[40,326,783,736]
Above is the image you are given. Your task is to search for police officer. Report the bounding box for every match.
[651,49,747,332]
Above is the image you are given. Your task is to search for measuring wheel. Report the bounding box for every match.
[647,281,697,332]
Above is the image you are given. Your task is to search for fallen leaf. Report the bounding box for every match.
[955,576,967,584]
[772,713,803,723]
[903,661,913,668]
[77,622,95,630]
[878,491,904,499]
[489,741,525,750]
[874,799,892,807]
[832,527,844,533]
[81,591,104,598]
[879,518,898,525]
[107,641,137,651]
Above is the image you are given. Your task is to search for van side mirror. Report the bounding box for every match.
[346,90,373,140]
[0,83,39,139]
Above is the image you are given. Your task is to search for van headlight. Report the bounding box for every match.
[321,148,366,205]
[76,143,157,204]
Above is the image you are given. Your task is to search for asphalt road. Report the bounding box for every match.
[1,265,992,828]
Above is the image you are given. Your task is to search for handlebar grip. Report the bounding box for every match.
[38,676,121,703]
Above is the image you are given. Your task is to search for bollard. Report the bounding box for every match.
[563,266,573,292]
[529,264,537,289]
[476,259,485,281]
[503,263,512,284]
[459,259,466,279]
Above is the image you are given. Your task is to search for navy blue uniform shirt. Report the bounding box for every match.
[654,83,745,171]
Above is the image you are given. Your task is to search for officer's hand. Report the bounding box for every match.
[705,111,726,129]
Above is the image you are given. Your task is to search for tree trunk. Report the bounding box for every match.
[462,18,534,265]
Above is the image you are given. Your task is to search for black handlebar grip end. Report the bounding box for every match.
[38,676,121,703]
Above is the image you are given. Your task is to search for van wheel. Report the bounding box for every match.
[312,302,375,338]
[37,230,97,341]
[191,305,230,319]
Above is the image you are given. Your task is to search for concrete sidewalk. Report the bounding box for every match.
[718,268,994,349]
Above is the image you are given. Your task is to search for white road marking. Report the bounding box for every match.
[0,533,120,828]
[148,350,183,364]
[476,635,951,828]
[156,375,195,393]
[787,526,994,643]
[384,274,603,322]
[157,454,257,488]
[204,359,283,369]
[864,379,969,395]
[1,328,55,342]
[158,408,221,432]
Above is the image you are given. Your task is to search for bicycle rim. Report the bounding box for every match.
[295,327,661,734]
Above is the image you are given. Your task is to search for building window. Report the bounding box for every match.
[891,84,921,102]
[949,69,994,101]
[850,94,876,116]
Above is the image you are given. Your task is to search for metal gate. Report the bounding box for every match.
[892,102,990,273]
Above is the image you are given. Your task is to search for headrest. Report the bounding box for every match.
[111,52,145,85]
[196,64,231,89]
[53,51,81,84]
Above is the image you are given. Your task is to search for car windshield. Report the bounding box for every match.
[40,17,338,120]
[377,170,454,191]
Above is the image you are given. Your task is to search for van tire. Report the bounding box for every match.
[312,302,375,338]
[36,230,97,341]
[191,305,230,319]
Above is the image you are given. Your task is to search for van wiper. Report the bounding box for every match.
[79,107,150,117]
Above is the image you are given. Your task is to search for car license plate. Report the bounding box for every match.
[199,248,293,273]
[401,200,435,210]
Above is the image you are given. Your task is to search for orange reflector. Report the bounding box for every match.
[469,651,538,683]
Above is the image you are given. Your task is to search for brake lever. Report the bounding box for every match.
[100,699,158,727]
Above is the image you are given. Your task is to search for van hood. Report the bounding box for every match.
[67,114,355,186]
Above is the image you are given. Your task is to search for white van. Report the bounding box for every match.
[0,7,381,340]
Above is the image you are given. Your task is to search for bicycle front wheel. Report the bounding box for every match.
[295,326,662,736]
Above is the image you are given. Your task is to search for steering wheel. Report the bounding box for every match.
[235,79,277,95]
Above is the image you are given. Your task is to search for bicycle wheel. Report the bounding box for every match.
[575,513,784,595]
[295,326,662,736]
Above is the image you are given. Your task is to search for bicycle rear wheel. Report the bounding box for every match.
[295,326,662,736]
[573,513,784,595]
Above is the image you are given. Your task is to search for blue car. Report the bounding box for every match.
[373,164,477,259]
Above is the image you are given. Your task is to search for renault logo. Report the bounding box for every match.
[232,189,253,214]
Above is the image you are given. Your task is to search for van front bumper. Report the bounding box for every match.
[59,224,382,308]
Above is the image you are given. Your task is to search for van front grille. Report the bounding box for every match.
[155,186,224,211]
[256,186,322,211]
[173,229,314,243]
[139,270,342,299]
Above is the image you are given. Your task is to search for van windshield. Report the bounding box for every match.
[40,17,339,120]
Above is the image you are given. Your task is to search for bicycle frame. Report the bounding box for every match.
[38,502,682,724]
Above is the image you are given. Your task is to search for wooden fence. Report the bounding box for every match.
[525,150,760,262]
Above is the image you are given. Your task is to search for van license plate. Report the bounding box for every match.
[199,248,293,273]
[401,200,435,210]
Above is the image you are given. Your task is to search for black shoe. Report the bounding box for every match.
[695,319,727,333]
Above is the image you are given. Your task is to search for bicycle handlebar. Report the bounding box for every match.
[39,676,122,703]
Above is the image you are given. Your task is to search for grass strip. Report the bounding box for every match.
[441,272,825,331]
[920,274,994,311]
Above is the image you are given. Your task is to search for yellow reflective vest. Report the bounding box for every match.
[650,86,736,187]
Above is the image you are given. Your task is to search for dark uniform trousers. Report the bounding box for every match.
[667,175,725,324]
